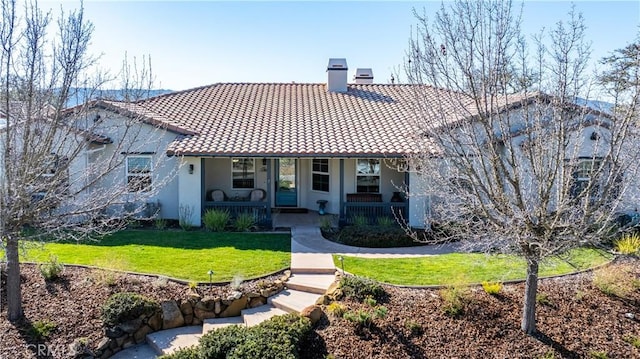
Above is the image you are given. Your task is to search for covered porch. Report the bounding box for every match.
[178,156,410,228]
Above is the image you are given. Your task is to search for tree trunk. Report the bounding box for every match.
[521,257,539,334]
[6,236,23,321]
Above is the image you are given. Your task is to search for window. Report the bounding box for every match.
[33,154,69,200]
[126,156,152,192]
[569,158,602,199]
[356,159,380,193]
[232,158,255,189]
[312,159,329,192]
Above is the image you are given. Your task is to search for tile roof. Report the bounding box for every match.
[103,83,456,157]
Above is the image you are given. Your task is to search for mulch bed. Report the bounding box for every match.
[300,258,640,359]
[1,259,639,358]
[0,264,278,358]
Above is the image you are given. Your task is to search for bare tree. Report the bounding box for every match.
[0,0,174,321]
[404,0,640,334]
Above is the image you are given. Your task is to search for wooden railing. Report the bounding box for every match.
[342,202,407,225]
[203,201,271,227]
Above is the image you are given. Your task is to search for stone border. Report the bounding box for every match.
[95,270,291,358]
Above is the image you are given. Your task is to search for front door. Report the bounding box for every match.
[275,159,297,207]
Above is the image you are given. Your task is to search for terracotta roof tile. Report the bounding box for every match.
[102,83,461,157]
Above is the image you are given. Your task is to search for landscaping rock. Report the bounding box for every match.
[162,301,185,329]
[214,300,222,314]
[99,348,113,359]
[220,295,248,317]
[115,335,127,347]
[194,308,216,320]
[104,327,124,339]
[300,305,323,325]
[118,318,142,334]
[96,338,111,352]
[249,296,266,308]
[316,295,330,306]
[134,325,153,343]
[180,301,194,316]
[148,312,162,331]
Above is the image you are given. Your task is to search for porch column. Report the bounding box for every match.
[178,157,202,227]
[265,158,272,225]
[339,159,345,224]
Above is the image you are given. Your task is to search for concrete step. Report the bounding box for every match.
[286,273,336,294]
[146,326,202,356]
[241,305,289,327]
[268,289,323,313]
[110,343,158,359]
[290,253,336,274]
[202,317,244,334]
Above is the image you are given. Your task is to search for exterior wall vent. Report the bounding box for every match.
[354,68,374,84]
[327,58,348,93]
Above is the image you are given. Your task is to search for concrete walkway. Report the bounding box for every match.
[291,225,460,259]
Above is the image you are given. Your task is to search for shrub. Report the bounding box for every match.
[197,314,311,359]
[439,284,469,317]
[187,281,198,290]
[622,335,640,349]
[199,324,249,359]
[326,302,346,317]
[39,255,64,281]
[335,225,417,248]
[376,216,394,227]
[91,269,119,287]
[536,293,553,307]
[623,334,640,349]
[592,265,638,299]
[615,233,640,255]
[179,205,194,231]
[233,213,255,232]
[351,215,369,227]
[481,281,503,295]
[203,209,230,232]
[159,346,200,359]
[319,216,334,231]
[28,319,56,340]
[363,296,377,307]
[589,351,608,359]
[101,292,159,327]
[404,320,423,336]
[343,309,372,329]
[339,275,386,302]
[229,314,311,359]
[374,306,388,319]
[154,218,168,230]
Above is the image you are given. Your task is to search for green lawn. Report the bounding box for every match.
[334,248,611,286]
[12,230,291,283]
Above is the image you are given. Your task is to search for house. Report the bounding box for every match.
[64,58,628,229]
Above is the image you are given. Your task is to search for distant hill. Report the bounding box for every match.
[64,88,173,108]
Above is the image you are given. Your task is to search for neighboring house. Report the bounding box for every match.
[63,58,625,228]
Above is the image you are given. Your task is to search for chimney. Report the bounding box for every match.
[327,58,348,92]
[354,68,374,84]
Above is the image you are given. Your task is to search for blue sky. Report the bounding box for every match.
[48,1,640,91]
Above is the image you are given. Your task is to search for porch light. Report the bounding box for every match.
[189,164,194,174]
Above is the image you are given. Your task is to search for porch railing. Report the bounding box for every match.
[342,202,408,225]
[203,201,271,227]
